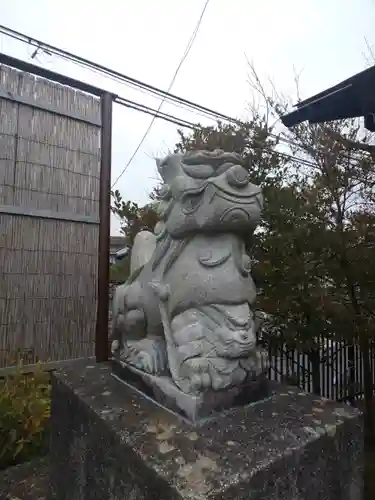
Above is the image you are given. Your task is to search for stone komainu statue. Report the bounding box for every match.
[111,149,267,395]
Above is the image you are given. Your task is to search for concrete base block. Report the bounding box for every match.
[49,359,364,500]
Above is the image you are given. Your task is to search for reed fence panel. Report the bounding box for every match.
[0,63,101,367]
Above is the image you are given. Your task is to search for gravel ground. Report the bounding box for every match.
[0,457,49,500]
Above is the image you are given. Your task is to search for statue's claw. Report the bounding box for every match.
[121,338,167,375]
[181,358,213,393]
[190,372,212,392]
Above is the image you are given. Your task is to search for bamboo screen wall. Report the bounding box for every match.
[0,64,101,367]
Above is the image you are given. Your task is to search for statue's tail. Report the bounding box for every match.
[130,230,156,274]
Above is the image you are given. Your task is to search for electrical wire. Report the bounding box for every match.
[115,96,199,130]
[0,22,229,124]
[112,0,211,187]
[0,22,371,176]
[0,37,328,171]
[0,21,372,167]
[113,101,370,172]
[41,46,219,124]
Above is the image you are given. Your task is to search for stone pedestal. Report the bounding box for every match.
[112,360,269,423]
[49,359,363,500]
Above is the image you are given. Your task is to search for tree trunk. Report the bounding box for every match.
[359,334,375,445]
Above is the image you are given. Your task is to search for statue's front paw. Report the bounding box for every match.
[111,339,120,355]
[239,348,269,376]
[132,351,160,373]
[190,372,212,392]
[183,358,213,393]
[122,338,167,374]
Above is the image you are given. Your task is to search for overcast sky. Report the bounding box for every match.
[1,0,375,234]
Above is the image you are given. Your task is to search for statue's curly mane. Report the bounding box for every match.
[183,149,242,165]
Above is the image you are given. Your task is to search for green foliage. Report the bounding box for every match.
[113,111,375,349]
[109,255,130,283]
[174,109,375,405]
[0,363,51,470]
[111,190,159,246]
[176,114,375,329]
[112,77,375,418]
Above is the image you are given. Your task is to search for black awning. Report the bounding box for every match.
[281,64,375,131]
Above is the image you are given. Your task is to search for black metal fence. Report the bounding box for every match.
[262,336,375,403]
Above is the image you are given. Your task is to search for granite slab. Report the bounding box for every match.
[112,359,269,423]
[49,359,364,500]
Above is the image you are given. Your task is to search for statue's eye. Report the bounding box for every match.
[182,163,214,179]
[226,165,249,187]
[182,192,202,213]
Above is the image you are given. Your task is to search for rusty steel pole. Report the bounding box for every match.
[95,92,114,362]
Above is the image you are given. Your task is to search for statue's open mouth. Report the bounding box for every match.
[213,188,261,211]
[211,180,262,205]
[180,181,261,216]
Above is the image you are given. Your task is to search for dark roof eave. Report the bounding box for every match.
[295,64,375,109]
[281,63,375,130]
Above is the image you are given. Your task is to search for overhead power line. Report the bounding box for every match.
[1,22,371,166]
[115,96,199,130]
[0,22,233,124]
[0,57,365,177]
[0,50,201,132]
[0,22,319,148]
[0,50,364,176]
[111,0,211,188]
[0,23,370,175]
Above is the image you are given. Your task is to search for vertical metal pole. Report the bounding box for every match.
[95,92,113,362]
